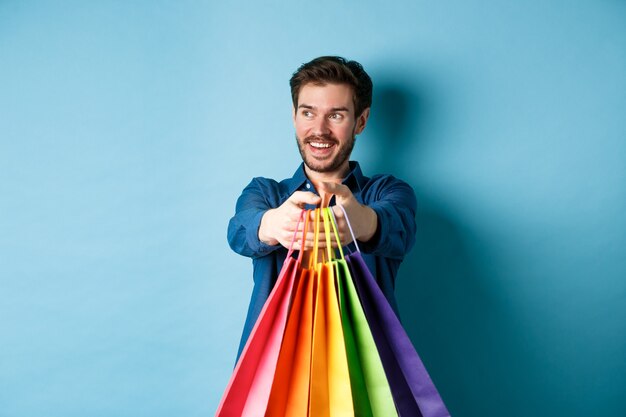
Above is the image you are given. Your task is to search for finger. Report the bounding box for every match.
[338,232,353,245]
[285,210,305,221]
[282,223,306,242]
[289,219,313,231]
[330,205,345,219]
[300,229,333,241]
[291,237,324,250]
[292,222,320,238]
[302,240,327,249]
[306,209,328,222]
[306,210,341,227]
[300,231,321,245]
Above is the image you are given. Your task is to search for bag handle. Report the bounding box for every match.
[298,209,310,263]
[323,207,345,261]
[321,207,334,262]
[309,208,322,269]
[286,209,306,261]
[332,204,360,253]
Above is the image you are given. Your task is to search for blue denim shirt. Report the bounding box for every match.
[227,161,417,357]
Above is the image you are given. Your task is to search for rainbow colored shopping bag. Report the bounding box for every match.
[216,207,450,417]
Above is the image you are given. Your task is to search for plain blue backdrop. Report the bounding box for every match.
[1,1,624,416]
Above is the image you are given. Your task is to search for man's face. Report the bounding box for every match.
[294,83,368,175]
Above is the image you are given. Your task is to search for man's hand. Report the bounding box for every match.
[258,191,321,249]
[318,182,378,245]
[259,183,378,250]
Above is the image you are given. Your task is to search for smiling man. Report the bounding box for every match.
[227,56,417,357]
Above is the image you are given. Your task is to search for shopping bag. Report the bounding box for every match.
[265,267,314,416]
[215,212,306,417]
[266,208,355,416]
[326,208,398,417]
[335,205,451,417]
[219,205,449,417]
[307,208,353,416]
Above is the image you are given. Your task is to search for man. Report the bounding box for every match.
[227,56,417,357]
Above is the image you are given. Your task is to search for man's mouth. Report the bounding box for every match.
[302,136,338,159]
[307,141,336,157]
[305,136,338,148]
[309,141,333,148]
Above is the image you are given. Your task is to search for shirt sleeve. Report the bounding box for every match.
[358,175,417,260]
[227,178,283,259]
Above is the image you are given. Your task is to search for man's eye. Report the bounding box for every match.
[302,111,313,118]
[329,113,343,120]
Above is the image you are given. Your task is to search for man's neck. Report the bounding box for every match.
[304,162,350,185]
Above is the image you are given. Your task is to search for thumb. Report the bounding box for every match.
[318,181,351,198]
[288,191,322,207]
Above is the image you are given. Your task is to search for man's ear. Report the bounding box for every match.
[355,107,370,135]
[292,106,297,127]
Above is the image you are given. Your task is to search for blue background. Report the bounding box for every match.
[1,1,625,416]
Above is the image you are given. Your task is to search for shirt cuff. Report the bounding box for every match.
[358,203,386,254]
[248,209,279,256]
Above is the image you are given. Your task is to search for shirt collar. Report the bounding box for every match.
[343,161,367,193]
[287,161,367,195]
[287,163,310,195]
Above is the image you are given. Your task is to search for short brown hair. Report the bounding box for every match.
[289,56,373,117]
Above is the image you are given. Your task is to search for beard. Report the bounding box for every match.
[296,132,356,174]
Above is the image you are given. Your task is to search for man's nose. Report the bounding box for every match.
[312,116,331,136]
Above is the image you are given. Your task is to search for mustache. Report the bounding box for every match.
[304,134,338,144]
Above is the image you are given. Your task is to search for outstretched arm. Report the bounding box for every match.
[227,178,321,258]
[319,177,417,260]
[258,191,321,249]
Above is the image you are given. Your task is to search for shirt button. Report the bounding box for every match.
[306,183,311,189]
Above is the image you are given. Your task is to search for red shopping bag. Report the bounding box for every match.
[215,212,306,417]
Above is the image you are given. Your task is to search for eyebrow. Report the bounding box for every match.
[298,104,350,112]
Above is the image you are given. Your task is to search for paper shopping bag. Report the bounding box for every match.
[215,212,306,417]
[265,267,314,417]
[325,207,398,417]
[334,205,451,417]
[309,260,354,416]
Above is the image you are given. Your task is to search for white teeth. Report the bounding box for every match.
[311,142,331,148]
